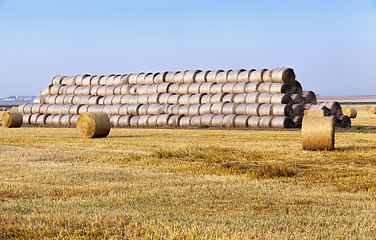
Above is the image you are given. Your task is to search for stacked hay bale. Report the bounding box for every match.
[18,68,350,129]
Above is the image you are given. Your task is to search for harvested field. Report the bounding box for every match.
[0,127,376,239]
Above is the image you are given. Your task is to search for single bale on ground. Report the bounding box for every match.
[302,113,334,151]
[76,112,110,138]
[2,111,23,128]
[363,105,376,114]
[342,106,357,118]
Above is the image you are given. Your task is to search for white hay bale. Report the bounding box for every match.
[188,104,201,116]
[257,93,272,104]
[292,104,304,116]
[33,97,41,104]
[179,116,192,127]
[75,74,90,85]
[103,105,112,115]
[60,115,72,126]
[270,67,295,84]
[118,85,131,95]
[178,84,190,94]
[36,114,48,125]
[39,104,50,114]
[247,116,260,128]
[109,115,121,127]
[44,115,53,125]
[118,104,129,116]
[51,75,65,85]
[184,70,201,83]
[188,94,204,105]
[190,115,202,127]
[258,104,273,116]
[69,105,82,115]
[89,86,100,96]
[91,76,101,85]
[119,95,131,104]
[154,72,167,84]
[22,114,32,125]
[272,104,293,117]
[188,83,202,94]
[199,103,212,115]
[31,104,42,113]
[147,115,159,127]
[271,116,294,128]
[168,83,180,93]
[201,114,215,126]
[166,71,178,83]
[146,84,159,95]
[211,115,224,127]
[144,73,155,85]
[137,115,150,127]
[138,95,149,104]
[209,83,224,94]
[257,82,273,92]
[211,102,225,115]
[222,114,236,127]
[156,114,171,127]
[138,104,149,115]
[177,105,190,116]
[98,75,108,85]
[129,116,139,127]
[233,94,247,103]
[165,104,180,115]
[201,94,213,104]
[249,69,267,82]
[51,115,62,125]
[259,116,273,128]
[173,71,188,84]
[235,103,247,115]
[46,95,58,104]
[262,70,272,82]
[159,93,172,104]
[127,104,141,115]
[82,75,94,86]
[73,86,84,95]
[40,86,51,96]
[195,70,210,83]
[87,105,105,113]
[147,104,165,115]
[110,104,122,115]
[206,70,224,82]
[88,96,101,105]
[215,70,229,83]
[111,95,123,104]
[136,73,149,85]
[210,93,226,103]
[105,74,117,85]
[302,91,317,104]
[234,115,249,127]
[137,85,149,95]
[222,103,238,115]
[271,93,292,104]
[178,94,191,105]
[222,94,234,103]
[227,69,246,83]
[222,83,236,93]
[104,86,116,96]
[128,95,139,104]
[50,85,63,95]
[232,83,247,94]
[269,83,289,94]
[55,95,66,104]
[118,115,131,127]
[18,103,31,113]
[61,76,75,86]
[167,115,183,127]
[238,70,255,82]
[97,86,107,96]
[200,83,214,93]
[128,73,143,85]
[147,93,161,104]
[291,94,305,104]
[28,113,41,125]
[167,94,181,104]
[63,86,76,95]
[82,87,92,95]
[113,86,122,95]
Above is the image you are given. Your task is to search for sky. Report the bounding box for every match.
[0,0,375,97]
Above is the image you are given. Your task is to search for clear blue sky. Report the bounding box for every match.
[0,0,375,97]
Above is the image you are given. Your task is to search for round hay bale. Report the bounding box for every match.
[179,116,192,127]
[209,83,224,94]
[272,104,293,117]
[234,115,249,127]
[118,105,129,115]
[138,104,149,115]
[227,69,246,83]
[51,115,62,125]
[167,115,182,127]
[77,112,110,138]
[235,103,247,115]
[258,82,273,92]
[137,115,150,127]
[232,83,247,94]
[60,105,72,115]
[258,93,272,104]
[60,115,72,126]
[188,104,201,116]
[128,73,143,85]
[271,93,292,104]
[118,115,131,127]
[201,94,213,104]
[136,73,149,85]
[147,115,159,127]
[50,85,63,95]
[36,114,48,125]
[178,84,190,94]
[119,95,130,104]
[78,105,90,114]
[145,84,158,95]
[302,116,334,151]
[293,116,303,128]
[90,76,101,85]
[307,105,331,116]
[68,105,82,115]
[30,104,42,113]
[2,112,23,128]
[89,86,100,96]
[160,104,169,114]
[222,83,236,93]
[88,96,101,105]
[269,83,288,94]
[339,115,351,128]
[113,86,122,95]
[215,71,229,83]
[173,71,187,84]
[262,70,272,82]
[103,105,112,115]
[69,115,79,126]
[110,104,122,115]
[222,94,234,103]
[127,104,141,116]
[188,94,204,105]
[178,94,191,105]
[195,70,210,83]
[144,73,155,85]
[40,95,49,104]
[249,69,267,82]
[109,115,121,128]
[105,75,117,85]
[127,95,139,104]
[156,114,171,127]
[72,95,90,105]
[201,114,215,126]
[104,86,116,96]
[46,95,58,104]
[138,95,149,104]
[44,115,53,125]
[233,94,247,103]
[292,104,304,116]
[209,93,225,103]
[291,94,305,105]
[72,86,83,95]
[222,103,238,115]
[177,105,190,116]
[168,84,180,93]
[154,72,167,84]
[166,104,181,115]
[51,75,65,85]
[39,104,50,114]
[259,116,273,128]
[271,116,294,128]
[199,83,214,93]
[148,93,162,104]
[302,91,317,104]
[363,105,376,114]
[82,75,94,86]
[190,115,202,127]
[342,107,357,118]
[238,70,254,82]
[294,81,303,94]
[270,67,295,84]
[211,102,225,115]
[22,114,32,124]
[137,85,149,95]
[244,93,260,104]
[323,101,343,116]
[206,70,224,83]
[187,83,201,94]
[159,93,172,104]
[87,105,104,113]
[97,86,107,96]
[211,115,224,127]
[258,104,273,116]
[165,71,177,83]
[46,105,61,115]
[63,95,74,104]
[199,103,212,115]
[61,76,75,86]
[117,85,130,95]
[118,74,128,85]
[129,116,139,127]
[147,104,164,115]
[55,95,66,105]
[111,95,122,104]
[247,116,260,128]
[19,103,32,113]
[184,70,201,83]
[222,114,236,128]
[40,86,51,96]
[75,74,90,85]
[167,94,181,104]
[33,97,41,104]
[59,86,69,95]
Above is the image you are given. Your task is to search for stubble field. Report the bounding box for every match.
[0,110,376,239]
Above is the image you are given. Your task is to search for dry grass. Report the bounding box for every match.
[0,127,376,239]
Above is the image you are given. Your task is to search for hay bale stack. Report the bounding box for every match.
[342,106,357,118]
[77,112,110,138]
[302,112,334,151]
[2,112,23,128]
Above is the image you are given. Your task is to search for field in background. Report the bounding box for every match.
[1,127,376,239]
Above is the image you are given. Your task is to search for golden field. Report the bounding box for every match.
[0,109,376,239]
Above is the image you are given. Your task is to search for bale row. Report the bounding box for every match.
[22,113,79,126]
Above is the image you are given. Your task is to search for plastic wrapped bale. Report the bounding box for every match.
[222,103,238,115]
[258,93,272,104]
[167,94,181,104]
[201,114,215,126]
[302,91,317,104]
[2,112,22,128]
[146,115,159,127]
[31,104,42,114]
[293,116,303,128]
[249,69,267,82]
[211,102,225,115]
[137,115,150,127]
[178,94,191,105]
[138,95,149,104]
[118,115,132,127]
[159,93,172,104]
[258,104,273,116]
[342,106,357,118]
[156,114,171,127]
[189,115,202,127]
[292,104,304,116]
[188,104,201,116]
[76,112,110,138]
[235,103,247,115]
[270,67,296,84]
[147,104,164,115]
[222,114,236,128]
[222,83,236,93]
[199,103,212,115]
[51,75,65,85]
[168,84,180,93]
[271,93,292,104]
[44,115,53,125]
[272,104,293,117]
[209,83,224,94]
[211,115,224,127]
[258,82,273,92]
[22,114,32,125]
[188,83,201,94]
[184,70,201,83]
[302,114,334,151]
[127,104,141,116]
[259,116,273,128]
[60,115,73,126]
[233,94,247,103]
[234,115,249,127]
[167,115,183,127]
[200,83,214,94]
[227,69,246,83]
[215,70,230,83]
[247,116,260,128]
[36,114,49,125]
[147,93,161,104]
[51,115,62,125]
[200,94,212,104]
[179,116,192,127]
[144,73,155,85]
[363,105,376,114]
[271,116,294,128]
[195,70,210,83]
[222,94,234,103]
[291,94,305,105]
[177,105,190,116]
[188,94,204,105]
[206,70,224,82]
[339,115,351,128]
[245,92,261,103]
[262,70,272,82]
